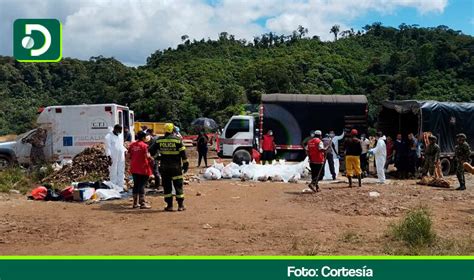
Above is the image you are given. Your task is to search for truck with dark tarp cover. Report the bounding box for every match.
[218,94,368,163]
[378,100,474,175]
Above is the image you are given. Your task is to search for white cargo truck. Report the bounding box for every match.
[0,104,134,169]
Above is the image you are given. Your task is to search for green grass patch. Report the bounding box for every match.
[385,206,473,255]
[391,206,436,248]
[0,167,33,194]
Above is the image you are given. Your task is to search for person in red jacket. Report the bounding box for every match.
[128,131,153,209]
[261,130,276,165]
[307,130,327,192]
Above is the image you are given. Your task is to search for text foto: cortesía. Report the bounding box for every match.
[288,266,374,278]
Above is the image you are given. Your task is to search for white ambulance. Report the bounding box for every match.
[0,104,134,168]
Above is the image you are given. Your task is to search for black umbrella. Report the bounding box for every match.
[191,117,218,129]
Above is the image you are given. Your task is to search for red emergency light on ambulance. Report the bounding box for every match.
[0,104,134,168]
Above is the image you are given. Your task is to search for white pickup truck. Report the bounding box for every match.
[0,104,134,169]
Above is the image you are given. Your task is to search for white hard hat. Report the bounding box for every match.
[314,130,322,136]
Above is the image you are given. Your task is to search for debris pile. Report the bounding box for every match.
[184,174,201,184]
[43,145,111,185]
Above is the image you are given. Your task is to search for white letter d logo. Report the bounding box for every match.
[24,24,51,56]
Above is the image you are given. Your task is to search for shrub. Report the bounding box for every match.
[0,167,32,194]
[391,207,436,248]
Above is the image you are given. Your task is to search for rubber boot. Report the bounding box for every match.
[177,198,186,211]
[348,176,352,187]
[164,197,174,211]
[132,194,139,209]
[155,176,161,190]
[455,173,466,190]
[358,175,362,187]
[139,194,151,209]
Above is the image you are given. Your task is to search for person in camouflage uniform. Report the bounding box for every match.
[454,133,471,190]
[23,128,47,167]
[421,135,440,177]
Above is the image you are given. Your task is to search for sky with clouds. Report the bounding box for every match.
[1,0,473,66]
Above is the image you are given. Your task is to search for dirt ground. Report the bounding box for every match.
[0,148,473,255]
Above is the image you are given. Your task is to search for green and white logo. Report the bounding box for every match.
[13,19,62,62]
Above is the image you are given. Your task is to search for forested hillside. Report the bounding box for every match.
[0,23,472,135]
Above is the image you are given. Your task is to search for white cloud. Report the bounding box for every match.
[0,0,449,65]
[264,0,448,39]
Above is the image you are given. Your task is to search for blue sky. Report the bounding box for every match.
[350,0,473,34]
[0,0,472,65]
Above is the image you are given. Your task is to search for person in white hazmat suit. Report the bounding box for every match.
[323,130,345,180]
[105,124,127,191]
[369,132,387,183]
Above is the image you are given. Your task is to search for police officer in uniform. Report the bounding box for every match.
[454,133,471,190]
[149,123,189,211]
[421,135,440,177]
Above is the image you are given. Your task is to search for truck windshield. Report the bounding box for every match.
[225,119,249,138]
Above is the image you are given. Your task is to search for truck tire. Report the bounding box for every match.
[233,149,251,165]
[0,155,12,170]
[440,158,451,176]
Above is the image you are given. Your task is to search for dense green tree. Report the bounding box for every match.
[0,23,472,135]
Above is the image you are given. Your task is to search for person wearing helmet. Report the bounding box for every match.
[421,135,440,177]
[173,126,183,139]
[149,123,189,211]
[344,129,362,187]
[454,133,471,190]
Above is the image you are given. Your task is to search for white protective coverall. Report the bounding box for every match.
[104,131,126,192]
[324,131,345,180]
[370,137,387,183]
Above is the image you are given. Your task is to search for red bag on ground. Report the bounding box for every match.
[60,186,74,201]
[31,186,48,200]
[252,148,261,163]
